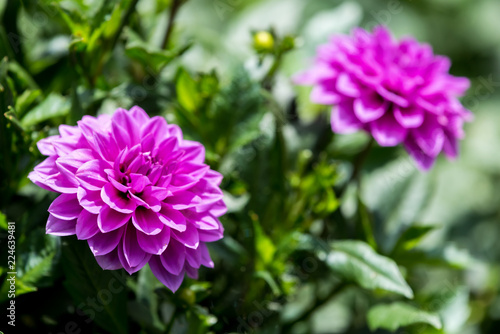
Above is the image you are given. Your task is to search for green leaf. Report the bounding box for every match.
[367,302,442,332]
[125,29,189,72]
[0,230,59,302]
[21,93,70,128]
[392,224,438,254]
[62,239,128,334]
[253,219,276,267]
[326,240,413,298]
[176,68,201,113]
[14,89,42,117]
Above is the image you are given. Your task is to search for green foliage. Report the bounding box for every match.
[326,240,414,298]
[367,302,442,332]
[62,239,128,334]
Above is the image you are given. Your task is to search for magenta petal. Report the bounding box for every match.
[101,183,136,214]
[198,228,224,242]
[48,194,82,220]
[149,256,184,292]
[37,136,59,156]
[443,133,458,159]
[141,116,169,145]
[77,187,104,214]
[394,106,424,128]
[413,116,445,157]
[172,222,199,249]
[336,73,360,97]
[404,138,436,171]
[46,214,76,236]
[353,93,386,123]
[179,140,205,164]
[95,248,123,270]
[310,85,341,105]
[111,108,141,146]
[159,205,187,232]
[184,263,199,279]
[132,207,164,235]
[371,112,408,146]
[208,200,227,217]
[165,191,201,210]
[186,211,219,230]
[117,242,151,275]
[137,227,170,255]
[376,86,409,107]
[112,121,131,150]
[76,210,99,240]
[129,174,151,193]
[160,239,186,275]
[98,206,131,233]
[185,247,201,268]
[121,224,149,268]
[330,101,363,134]
[199,243,214,268]
[76,160,111,191]
[88,228,124,256]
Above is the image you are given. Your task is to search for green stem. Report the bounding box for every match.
[262,51,284,90]
[337,138,374,197]
[161,0,184,49]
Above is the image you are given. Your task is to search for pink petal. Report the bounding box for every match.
[76,210,99,240]
[48,194,82,220]
[98,205,131,233]
[95,248,122,270]
[46,214,76,236]
[353,93,386,123]
[330,101,363,134]
[137,227,171,255]
[88,228,124,256]
[101,183,136,214]
[394,106,424,128]
[76,160,111,191]
[160,239,186,275]
[172,222,199,249]
[371,112,408,146]
[132,207,164,235]
[149,255,184,292]
[159,205,187,232]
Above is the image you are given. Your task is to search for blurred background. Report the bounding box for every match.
[1,0,500,333]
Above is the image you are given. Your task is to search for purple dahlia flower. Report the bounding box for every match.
[28,106,225,292]
[294,26,472,170]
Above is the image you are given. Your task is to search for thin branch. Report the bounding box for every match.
[161,0,184,49]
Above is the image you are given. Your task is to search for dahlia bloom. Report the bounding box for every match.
[295,26,472,170]
[28,106,225,292]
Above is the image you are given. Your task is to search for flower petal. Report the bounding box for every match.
[46,214,76,236]
[48,194,82,220]
[132,207,164,235]
[330,101,363,134]
[371,112,408,146]
[160,239,186,275]
[101,183,136,214]
[76,210,99,240]
[88,227,124,256]
[137,227,171,255]
[149,256,184,292]
[98,206,131,233]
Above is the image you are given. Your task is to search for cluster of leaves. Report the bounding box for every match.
[1,0,500,334]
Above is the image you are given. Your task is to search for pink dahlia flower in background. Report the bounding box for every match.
[294,26,472,170]
[28,106,225,292]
